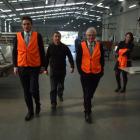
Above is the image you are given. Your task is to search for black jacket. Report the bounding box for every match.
[45,42,74,76]
[76,41,104,76]
[12,32,46,67]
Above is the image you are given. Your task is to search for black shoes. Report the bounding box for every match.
[35,105,41,117]
[58,96,63,102]
[85,113,92,124]
[120,89,126,93]
[114,87,121,92]
[115,87,126,93]
[25,113,34,121]
[51,103,56,110]
[25,104,41,121]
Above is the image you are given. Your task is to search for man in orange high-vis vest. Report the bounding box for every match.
[12,16,46,121]
[76,27,104,123]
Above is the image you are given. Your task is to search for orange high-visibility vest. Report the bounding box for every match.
[118,48,128,68]
[17,32,41,67]
[81,41,101,74]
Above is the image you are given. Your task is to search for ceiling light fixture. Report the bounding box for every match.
[45,0,48,4]
[129,4,137,8]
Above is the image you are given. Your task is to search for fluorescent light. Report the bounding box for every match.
[6,19,12,21]
[118,0,124,1]
[18,0,31,1]
[10,0,31,2]
[89,15,95,17]
[1,15,7,18]
[45,2,84,8]
[16,8,22,11]
[83,11,88,15]
[129,4,137,8]
[9,0,17,2]
[9,14,16,17]
[0,9,12,12]
[24,7,34,10]
[97,3,103,7]
[45,0,48,4]
[86,3,93,6]
[105,6,110,9]
[35,6,44,9]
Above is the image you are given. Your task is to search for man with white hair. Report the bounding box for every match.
[76,27,104,123]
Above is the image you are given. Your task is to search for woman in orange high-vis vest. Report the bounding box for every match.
[114,32,134,93]
[12,16,45,121]
[76,27,104,123]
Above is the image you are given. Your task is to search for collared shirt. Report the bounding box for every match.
[87,40,95,55]
[24,31,32,38]
[24,31,32,45]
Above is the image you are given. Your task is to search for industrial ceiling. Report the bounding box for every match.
[0,0,139,31]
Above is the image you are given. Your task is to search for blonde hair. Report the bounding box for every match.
[86,27,97,35]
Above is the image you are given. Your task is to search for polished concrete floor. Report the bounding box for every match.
[0,59,140,140]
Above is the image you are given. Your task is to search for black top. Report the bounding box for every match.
[116,41,134,59]
[76,41,104,76]
[45,42,74,76]
[12,32,46,67]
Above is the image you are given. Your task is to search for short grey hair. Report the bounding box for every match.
[86,27,97,35]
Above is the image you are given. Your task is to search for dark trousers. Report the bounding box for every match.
[80,74,100,114]
[115,69,127,90]
[18,67,40,114]
[50,75,65,105]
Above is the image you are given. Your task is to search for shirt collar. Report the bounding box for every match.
[87,40,95,47]
[24,31,32,36]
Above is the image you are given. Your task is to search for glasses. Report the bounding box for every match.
[86,34,95,37]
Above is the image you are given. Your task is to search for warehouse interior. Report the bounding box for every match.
[0,0,140,140]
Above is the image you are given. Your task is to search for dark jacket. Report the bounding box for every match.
[45,42,74,76]
[12,32,46,67]
[76,41,104,76]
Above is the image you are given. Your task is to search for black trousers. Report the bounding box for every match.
[18,67,40,114]
[115,68,127,90]
[50,75,65,105]
[80,74,100,114]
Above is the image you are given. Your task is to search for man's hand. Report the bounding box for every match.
[13,67,18,75]
[44,70,49,75]
[70,67,74,73]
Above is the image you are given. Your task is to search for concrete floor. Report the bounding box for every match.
[0,59,140,140]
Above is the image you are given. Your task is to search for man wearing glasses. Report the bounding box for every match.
[76,27,104,123]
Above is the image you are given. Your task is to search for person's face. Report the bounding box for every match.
[53,33,61,45]
[125,34,131,43]
[86,32,96,43]
[22,19,32,32]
